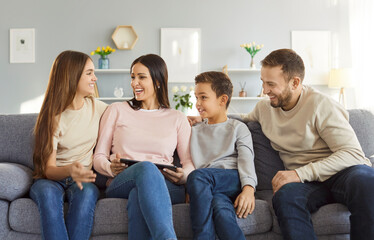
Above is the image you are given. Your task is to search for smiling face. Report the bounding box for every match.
[130,63,158,104]
[76,59,97,97]
[195,82,225,121]
[261,66,298,111]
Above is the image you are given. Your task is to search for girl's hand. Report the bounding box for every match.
[162,167,185,184]
[234,185,255,218]
[110,153,127,177]
[69,162,96,190]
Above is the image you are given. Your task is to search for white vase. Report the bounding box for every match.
[250,57,256,70]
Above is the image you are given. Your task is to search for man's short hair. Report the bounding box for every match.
[195,71,233,109]
[261,49,305,82]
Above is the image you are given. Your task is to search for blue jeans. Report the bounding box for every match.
[272,165,374,240]
[106,161,185,240]
[186,168,245,240]
[30,177,99,240]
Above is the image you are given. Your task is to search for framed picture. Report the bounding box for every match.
[10,28,35,63]
[161,28,201,82]
[291,31,331,85]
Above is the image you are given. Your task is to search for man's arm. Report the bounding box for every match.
[295,99,370,182]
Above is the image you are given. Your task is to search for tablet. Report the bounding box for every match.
[120,158,178,172]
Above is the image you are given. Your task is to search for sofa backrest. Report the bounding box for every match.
[245,109,374,191]
[0,114,37,169]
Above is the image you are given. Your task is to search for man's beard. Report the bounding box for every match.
[270,86,292,109]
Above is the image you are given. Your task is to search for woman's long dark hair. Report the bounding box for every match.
[128,54,170,110]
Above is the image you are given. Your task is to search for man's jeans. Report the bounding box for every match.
[106,161,185,240]
[30,177,99,240]
[273,165,374,240]
[186,168,246,240]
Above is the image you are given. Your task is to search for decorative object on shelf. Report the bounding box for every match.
[239,81,247,97]
[91,46,116,69]
[112,25,138,50]
[114,87,124,98]
[172,85,194,114]
[328,68,352,108]
[240,42,264,69]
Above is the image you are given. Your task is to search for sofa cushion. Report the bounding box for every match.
[10,197,273,237]
[0,163,33,201]
[348,109,374,158]
[247,121,285,190]
[0,114,37,169]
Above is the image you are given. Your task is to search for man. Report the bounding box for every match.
[241,48,374,239]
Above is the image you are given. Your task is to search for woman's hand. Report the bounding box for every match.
[162,167,185,184]
[234,185,255,218]
[110,153,127,177]
[69,162,96,190]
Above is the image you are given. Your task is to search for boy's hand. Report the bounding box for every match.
[187,116,202,126]
[162,167,185,184]
[234,185,255,218]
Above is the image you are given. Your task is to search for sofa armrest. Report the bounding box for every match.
[0,163,33,201]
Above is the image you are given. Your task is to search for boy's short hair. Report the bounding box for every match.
[195,71,233,109]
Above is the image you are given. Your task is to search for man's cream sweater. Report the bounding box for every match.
[241,86,371,182]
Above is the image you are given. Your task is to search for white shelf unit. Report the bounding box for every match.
[95,69,130,73]
[225,68,260,73]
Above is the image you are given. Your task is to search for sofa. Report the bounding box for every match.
[0,109,373,240]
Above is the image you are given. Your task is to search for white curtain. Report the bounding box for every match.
[349,0,374,112]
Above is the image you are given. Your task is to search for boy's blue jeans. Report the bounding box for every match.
[106,161,185,240]
[186,168,246,240]
[30,177,99,240]
[273,164,374,240]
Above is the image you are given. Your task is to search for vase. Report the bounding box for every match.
[180,106,189,115]
[239,90,247,97]
[99,55,110,69]
[250,57,256,70]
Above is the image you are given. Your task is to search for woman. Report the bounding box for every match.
[30,50,107,240]
[93,54,195,240]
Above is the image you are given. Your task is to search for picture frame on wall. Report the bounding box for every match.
[291,31,331,85]
[10,28,35,63]
[160,28,201,82]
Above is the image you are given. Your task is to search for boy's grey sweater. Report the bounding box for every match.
[190,118,257,189]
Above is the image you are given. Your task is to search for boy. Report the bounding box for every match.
[187,71,257,240]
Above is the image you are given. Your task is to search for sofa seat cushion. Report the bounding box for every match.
[9,198,273,237]
[0,163,33,201]
[255,190,351,236]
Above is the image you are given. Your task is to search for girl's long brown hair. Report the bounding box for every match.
[33,50,90,179]
[128,54,170,110]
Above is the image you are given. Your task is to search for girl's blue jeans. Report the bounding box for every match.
[30,177,99,240]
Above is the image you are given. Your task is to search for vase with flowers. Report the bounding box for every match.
[172,85,194,114]
[240,42,264,69]
[91,46,116,69]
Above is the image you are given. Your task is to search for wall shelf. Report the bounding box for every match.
[95,69,130,73]
[112,25,138,50]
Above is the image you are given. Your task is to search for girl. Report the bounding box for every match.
[30,50,107,240]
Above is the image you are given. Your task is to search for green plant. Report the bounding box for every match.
[172,85,193,110]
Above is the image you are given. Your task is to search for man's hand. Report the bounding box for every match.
[110,153,127,177]
[272,170,301,194]
[187,116,202,126]
[162,168,185,184]
[69,162,96,190]
[234,185,255,218]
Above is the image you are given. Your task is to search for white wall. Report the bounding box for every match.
[0,0,349,113]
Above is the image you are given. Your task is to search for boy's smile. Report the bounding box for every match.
[194,82,227,124]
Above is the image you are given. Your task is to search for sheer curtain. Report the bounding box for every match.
[349,0,374,112]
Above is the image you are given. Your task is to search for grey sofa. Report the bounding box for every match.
[1,109,373,240]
